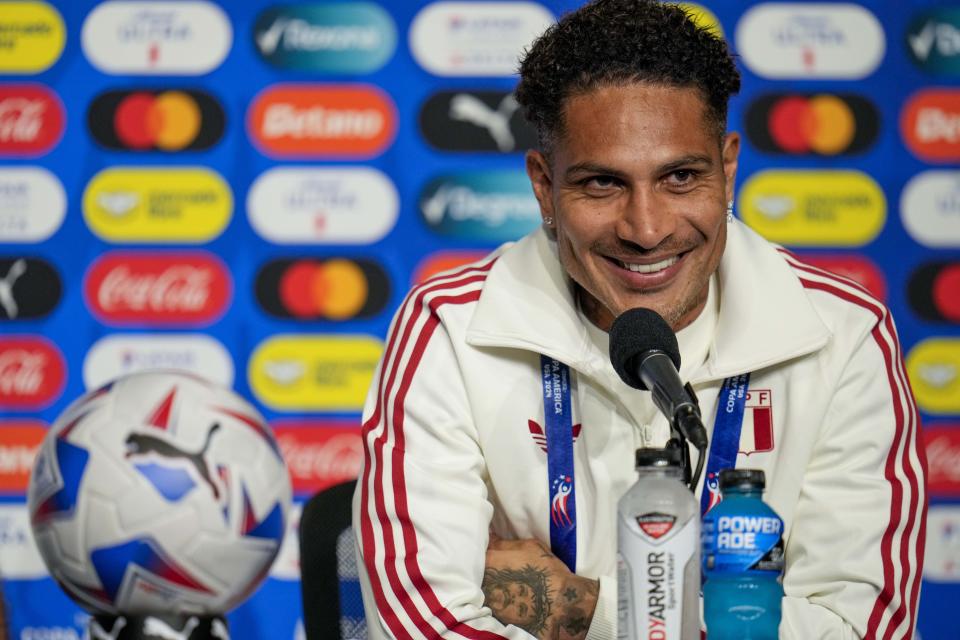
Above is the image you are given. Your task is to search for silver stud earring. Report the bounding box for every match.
[543,216,554,227]
[726,201,734,223]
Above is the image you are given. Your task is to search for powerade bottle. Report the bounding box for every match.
[617,447,700,640]
[701,469,784,639]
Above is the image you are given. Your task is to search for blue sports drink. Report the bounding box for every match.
[701,469,784,639]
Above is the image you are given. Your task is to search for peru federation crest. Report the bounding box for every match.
[740,389,774,456]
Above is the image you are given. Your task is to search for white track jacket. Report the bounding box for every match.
[353,220,927,640]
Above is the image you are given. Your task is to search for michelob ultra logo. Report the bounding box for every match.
[248,84,396,158]
[81,1,232,75]
[736,3,884,79]
[247,166,398,244]
[0,167,66,242]
[738,170,885,246]
[907,338,960,414]
[419,170,541,242]
[253,3,396,73]
[907,8,960,75]
[249,335,383,411]
[902,89,960,162]
[900,170,960,248]
[0,2,65,73]
[83,167,232,243]
[87,89,225,152]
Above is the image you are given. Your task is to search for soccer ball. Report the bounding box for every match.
[27,371,292,615]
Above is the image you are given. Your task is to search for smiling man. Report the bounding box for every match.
[353,1,926,639]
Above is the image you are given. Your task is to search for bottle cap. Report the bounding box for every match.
[719,468,765,490]
[635,446,683,469]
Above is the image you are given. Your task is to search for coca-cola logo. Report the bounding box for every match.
[0,337,65,409]
[0,85,65,156]
[272,421,361,495]
[84,251,232,326]
[926,425,960,497]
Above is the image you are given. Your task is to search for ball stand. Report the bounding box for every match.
[89,613,229,640]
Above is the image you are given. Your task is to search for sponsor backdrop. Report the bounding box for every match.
[0,0,957,638]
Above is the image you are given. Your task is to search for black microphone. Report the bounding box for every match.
[609,307,708,451]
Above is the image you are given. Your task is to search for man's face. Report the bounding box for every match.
[526,82,740,331]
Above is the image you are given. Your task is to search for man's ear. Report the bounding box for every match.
[526,149,555,222]
[721,132,741,206]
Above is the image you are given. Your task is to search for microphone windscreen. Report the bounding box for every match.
[609,307,681,390]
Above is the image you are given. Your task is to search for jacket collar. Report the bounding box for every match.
[465,221,831,383]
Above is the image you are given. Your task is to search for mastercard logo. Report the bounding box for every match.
[901,89,960,162]
[87,89,225,152]
[745,93,879,155]
[906,338,960,414]
[413,251,489,285]
[255,257,390,321]
[909,262,960,324]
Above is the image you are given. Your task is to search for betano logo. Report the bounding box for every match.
[902,89,960,162]
[0,421,45,493]
[909,262,960,324]
[0,2,65,73]
[83,167,232,243]
[738,170,886,246]
[248,335,383,412]
[907,8,960,75]
[792,253,886,302]
[248,84,396,158]
[255,257,389,321]
[419,170,541,242]
[88,89,225,152]
[907,338,960,414]
[0,167,66,243]
[253,3,396,73]
[81,0,232,75]
[413,250,489,284]
[409,2,554,76]
[0,84,65,156]
[736,3,884,79]
[900,170,960,248]
[247,166,398,245]
[82,333,234,390]
[745,93,879,155]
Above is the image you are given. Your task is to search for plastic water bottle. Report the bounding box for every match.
[701,469,784,639]
[617,447,700,640]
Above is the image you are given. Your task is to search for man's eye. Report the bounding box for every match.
[669,170,696,184]
[584,176,618,190]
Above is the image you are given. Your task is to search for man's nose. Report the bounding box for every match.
[614,189,677,250]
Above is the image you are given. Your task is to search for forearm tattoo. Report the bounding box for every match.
[482,565,552,635]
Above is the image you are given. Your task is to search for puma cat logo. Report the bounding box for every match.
[126,423,221,498]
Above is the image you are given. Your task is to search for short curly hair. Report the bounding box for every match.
[516,0,740,153]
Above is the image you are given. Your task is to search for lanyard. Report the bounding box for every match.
[699,373,751,515]
[541,356,577,572]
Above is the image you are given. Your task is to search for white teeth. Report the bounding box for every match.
[620,256,679,273]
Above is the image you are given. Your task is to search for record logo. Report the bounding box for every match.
[0,84,65,156]
[88,89,225,152]
[246,167,398,245]
[745,93,879,156]
[0,167,66,243]
[419,171,541,242]
[0,257,61,321]
[253,3,396,73]
[735,4,884,79]
[272,420,362,496]
[795,254,886,302]
[248,334,382,412]
[0,336,65,409]
[0,2,65,73]
[925,425,960,498]
[900,170,960,248]
[901,89,960,162]
[419,90,537,153]
[908,262,960,324]
[248,84,396,158]
[81,1,232,75]
[738,170,886,247]
[906,338,960,415]
[0,421,45,493]
[84,252,232,326]
[907,8,960,75]
[255,257,389,321]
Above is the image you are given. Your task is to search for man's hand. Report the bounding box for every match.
[482,535,598,640]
